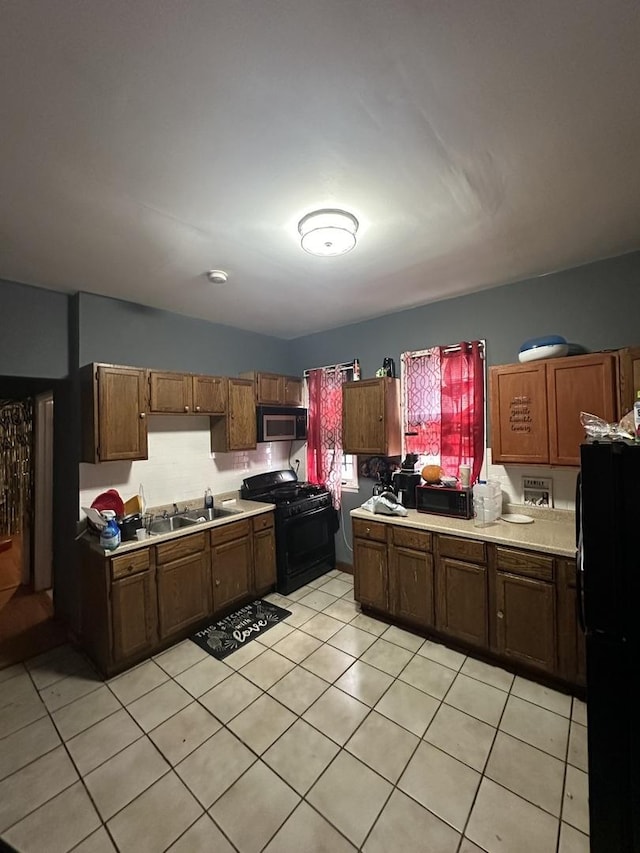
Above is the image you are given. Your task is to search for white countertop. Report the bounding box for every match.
[350,505,576,558]
[83,498,273,557]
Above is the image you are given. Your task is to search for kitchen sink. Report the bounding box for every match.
[147,515,199,534]
[181,506,241,522]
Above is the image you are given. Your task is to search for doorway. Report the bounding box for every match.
[0,389,65,668]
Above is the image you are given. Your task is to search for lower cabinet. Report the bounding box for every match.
[81,510,276,676]
[389,527,434,627]
[491,547,557,674]
[253,514,276,595]
[156,532,211,640]
[211,520,252,611]
[435,536,488,649]
[111,570,158,663]
[557,558,586,686]
[353,520,389,611]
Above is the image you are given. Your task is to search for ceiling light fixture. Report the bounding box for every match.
[206,269,228,284]
[298,209,359,257]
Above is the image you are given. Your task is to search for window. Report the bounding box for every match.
[401,341,486,483]
[341,453,359,491]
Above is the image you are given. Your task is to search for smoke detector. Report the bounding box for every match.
[206,269,229,285]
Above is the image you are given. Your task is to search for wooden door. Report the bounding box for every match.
[342,379,385,454]
[97,366,148,462]
[283,376,303,407]
[256,373,284,405]
[228,379,257,450]
[494,572,556,673]
[253,519,276,595]
[489,363,549,464]
[192,375,227,414]
[436,557,488,648]
[111,571,157,663]
[212,536,252,611]
[390,546,434,627]
[148,371,193,413]
[353,537,388,611]
[157,553,210,639]
[547,353,617,466]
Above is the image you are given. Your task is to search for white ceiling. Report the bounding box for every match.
[1,1,639,339]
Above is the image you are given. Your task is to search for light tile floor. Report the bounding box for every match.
[0,569,590,853]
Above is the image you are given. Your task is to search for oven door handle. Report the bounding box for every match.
[280,505,332,525]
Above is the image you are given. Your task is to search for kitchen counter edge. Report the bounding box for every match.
[83,500,274,557]
[350,507,576,558]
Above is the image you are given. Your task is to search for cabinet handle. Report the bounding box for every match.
[215,578,221,587]
[497,610,504,619]
[184,405,190,412]
[366,527,371,533]
[139,412,146,419]
[195,406,201,412]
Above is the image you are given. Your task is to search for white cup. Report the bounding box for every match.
[459,465,471,487]
[135,528,146,541]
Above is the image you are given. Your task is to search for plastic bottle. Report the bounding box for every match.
[100,510,121,551]
[353,359,361,381]
[634,391,640,442]
[204,487,214,510]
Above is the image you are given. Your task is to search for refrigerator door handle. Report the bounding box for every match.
[576,531,586,633]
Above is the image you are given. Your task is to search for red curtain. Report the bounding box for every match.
[402,342,485,483]
[306,367,347,508]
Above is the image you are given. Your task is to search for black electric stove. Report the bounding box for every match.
[241,469,337,594]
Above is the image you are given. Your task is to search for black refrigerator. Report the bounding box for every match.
[578,440,640,853]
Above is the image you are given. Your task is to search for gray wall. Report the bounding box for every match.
[78,293,293,375]
[0,279,69,378]
[288,250,640,564]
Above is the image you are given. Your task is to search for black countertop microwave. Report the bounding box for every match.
[257,405,307,443]
[416,483,474,519]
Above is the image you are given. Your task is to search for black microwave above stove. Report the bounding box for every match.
[416,483,473,519]
[257,406,307,443]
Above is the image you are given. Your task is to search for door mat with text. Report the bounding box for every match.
[190,599,292,661]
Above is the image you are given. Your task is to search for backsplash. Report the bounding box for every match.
[484,447,578,511]
[79,415,304,515]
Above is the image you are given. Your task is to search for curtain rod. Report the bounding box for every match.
[406,341,485,358]
[303,360,356,378]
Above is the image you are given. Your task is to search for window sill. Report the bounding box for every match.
[341,484,360,494]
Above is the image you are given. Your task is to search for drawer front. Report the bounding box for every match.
[495,547,554,581]
[211,519,251,546]
[111,548,151,580]
[155,531,207,566]
[438,535,486,564]
[391,526,432,552]
[353,519,387,543]
[252,513,274,533]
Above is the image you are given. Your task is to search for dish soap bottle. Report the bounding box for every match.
[204,487,214,510]
[634,391,640,442]
[99,510,121,551]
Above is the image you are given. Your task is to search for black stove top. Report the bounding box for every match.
[240,470,331,516]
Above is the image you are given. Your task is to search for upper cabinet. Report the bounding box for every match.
[81,364,148,463]
[617,346,640,415]
[211,378,256,452]
[241,371,303,407]
[148,371,227,414]
[490,352,618,466]
[342,377,402,456]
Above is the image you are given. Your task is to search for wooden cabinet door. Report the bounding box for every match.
[111,571,157,662]
[389,546,434,627]
[547,353,617,466]
[494,572,556,673]
[283,376,303,406]
[436,557,488,648]
[343,378,400,455]
[212,536,252,612]
[257,373,284,405]
[353,537,388,611]
[253,524,276,595]
[149,371,193,413]
[192,375,227,414]
[557,558,586,687]
[97,365,148,462]
[157,553,210,639]
[489,363,549,464]
[228,379,257,450]
[617,346,640,415]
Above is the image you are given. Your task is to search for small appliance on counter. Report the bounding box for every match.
[416,482,474,519]
[391,453,420,508]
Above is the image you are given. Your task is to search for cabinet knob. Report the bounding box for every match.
[184,406,190,412]
[139,412,146,419]
[366,527,371,533]
[378,415,383,421]
[195,406,201,412]
[215,578,221,587]
[497,610,504,619]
